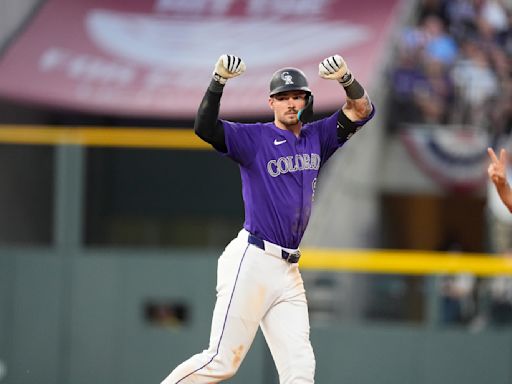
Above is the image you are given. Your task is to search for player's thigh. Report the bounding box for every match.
[260,291,314,364]
[205,244,265,367]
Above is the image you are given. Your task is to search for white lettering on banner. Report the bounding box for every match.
[155,0,327,15]
[146,68,226,89]
[155,0,235,14]
[39,47,135,85]
[247,0,330,16]
[267,154,321,178]
[68,55,133,84]
[73,84,160,107]
[40,47,271,91]
[39,48,70,71]
[86,10,370,70]
[144,70,172,89]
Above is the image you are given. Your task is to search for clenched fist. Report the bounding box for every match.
[319,54,353,86]
[213,54,246,84]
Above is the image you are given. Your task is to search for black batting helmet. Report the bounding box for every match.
[269,67,311,96]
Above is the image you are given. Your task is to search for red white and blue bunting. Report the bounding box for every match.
[400,125,490,192]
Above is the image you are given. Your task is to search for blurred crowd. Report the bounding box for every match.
[388,0,512,135]
[386,0,512,328]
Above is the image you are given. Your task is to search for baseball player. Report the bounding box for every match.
[488,147,512,212]
[160,54,375,384]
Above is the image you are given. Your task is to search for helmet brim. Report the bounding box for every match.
[269,86,312,97]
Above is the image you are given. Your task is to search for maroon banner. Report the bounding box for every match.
[0,0,400,118]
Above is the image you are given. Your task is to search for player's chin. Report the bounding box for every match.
[284,114,299,124]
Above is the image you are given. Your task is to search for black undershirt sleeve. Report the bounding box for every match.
[194,79,228,153]
[336,108,361,143]
[336,78,367,143]
[343,78,365,99]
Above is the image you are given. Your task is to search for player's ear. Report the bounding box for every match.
[268,97,275,110]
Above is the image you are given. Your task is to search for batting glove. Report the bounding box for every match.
[213,54,246,85]
[319,54,354,87]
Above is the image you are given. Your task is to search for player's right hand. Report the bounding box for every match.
[213,54,246,84]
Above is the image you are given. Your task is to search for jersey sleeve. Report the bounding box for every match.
[310,111,343,164]
[220,120,262,166]
[337,103,376,145]
[312,105,376,164]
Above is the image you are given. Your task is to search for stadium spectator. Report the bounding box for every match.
[387,0,512,327]
[388,0,511,131]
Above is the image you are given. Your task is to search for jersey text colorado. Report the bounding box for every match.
[267,153,321,177]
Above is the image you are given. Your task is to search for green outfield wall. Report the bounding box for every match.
[1,250,511,384]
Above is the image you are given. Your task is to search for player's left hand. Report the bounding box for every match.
[319,55,353,86]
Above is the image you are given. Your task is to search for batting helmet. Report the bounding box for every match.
[269,67,315,123]
[269,67,311,96]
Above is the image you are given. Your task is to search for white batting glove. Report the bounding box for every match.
[213,54,246,85]
[318,54,354,87]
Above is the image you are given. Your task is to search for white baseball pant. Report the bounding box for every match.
[160,229,315,383]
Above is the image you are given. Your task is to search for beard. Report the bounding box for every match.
[279,112,299,127]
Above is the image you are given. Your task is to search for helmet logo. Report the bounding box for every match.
[280,71,294,85]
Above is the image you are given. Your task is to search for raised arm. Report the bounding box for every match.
[194,54,246,153]
[319,54,374,142]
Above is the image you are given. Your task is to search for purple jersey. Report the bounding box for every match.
[221,109,372,248]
